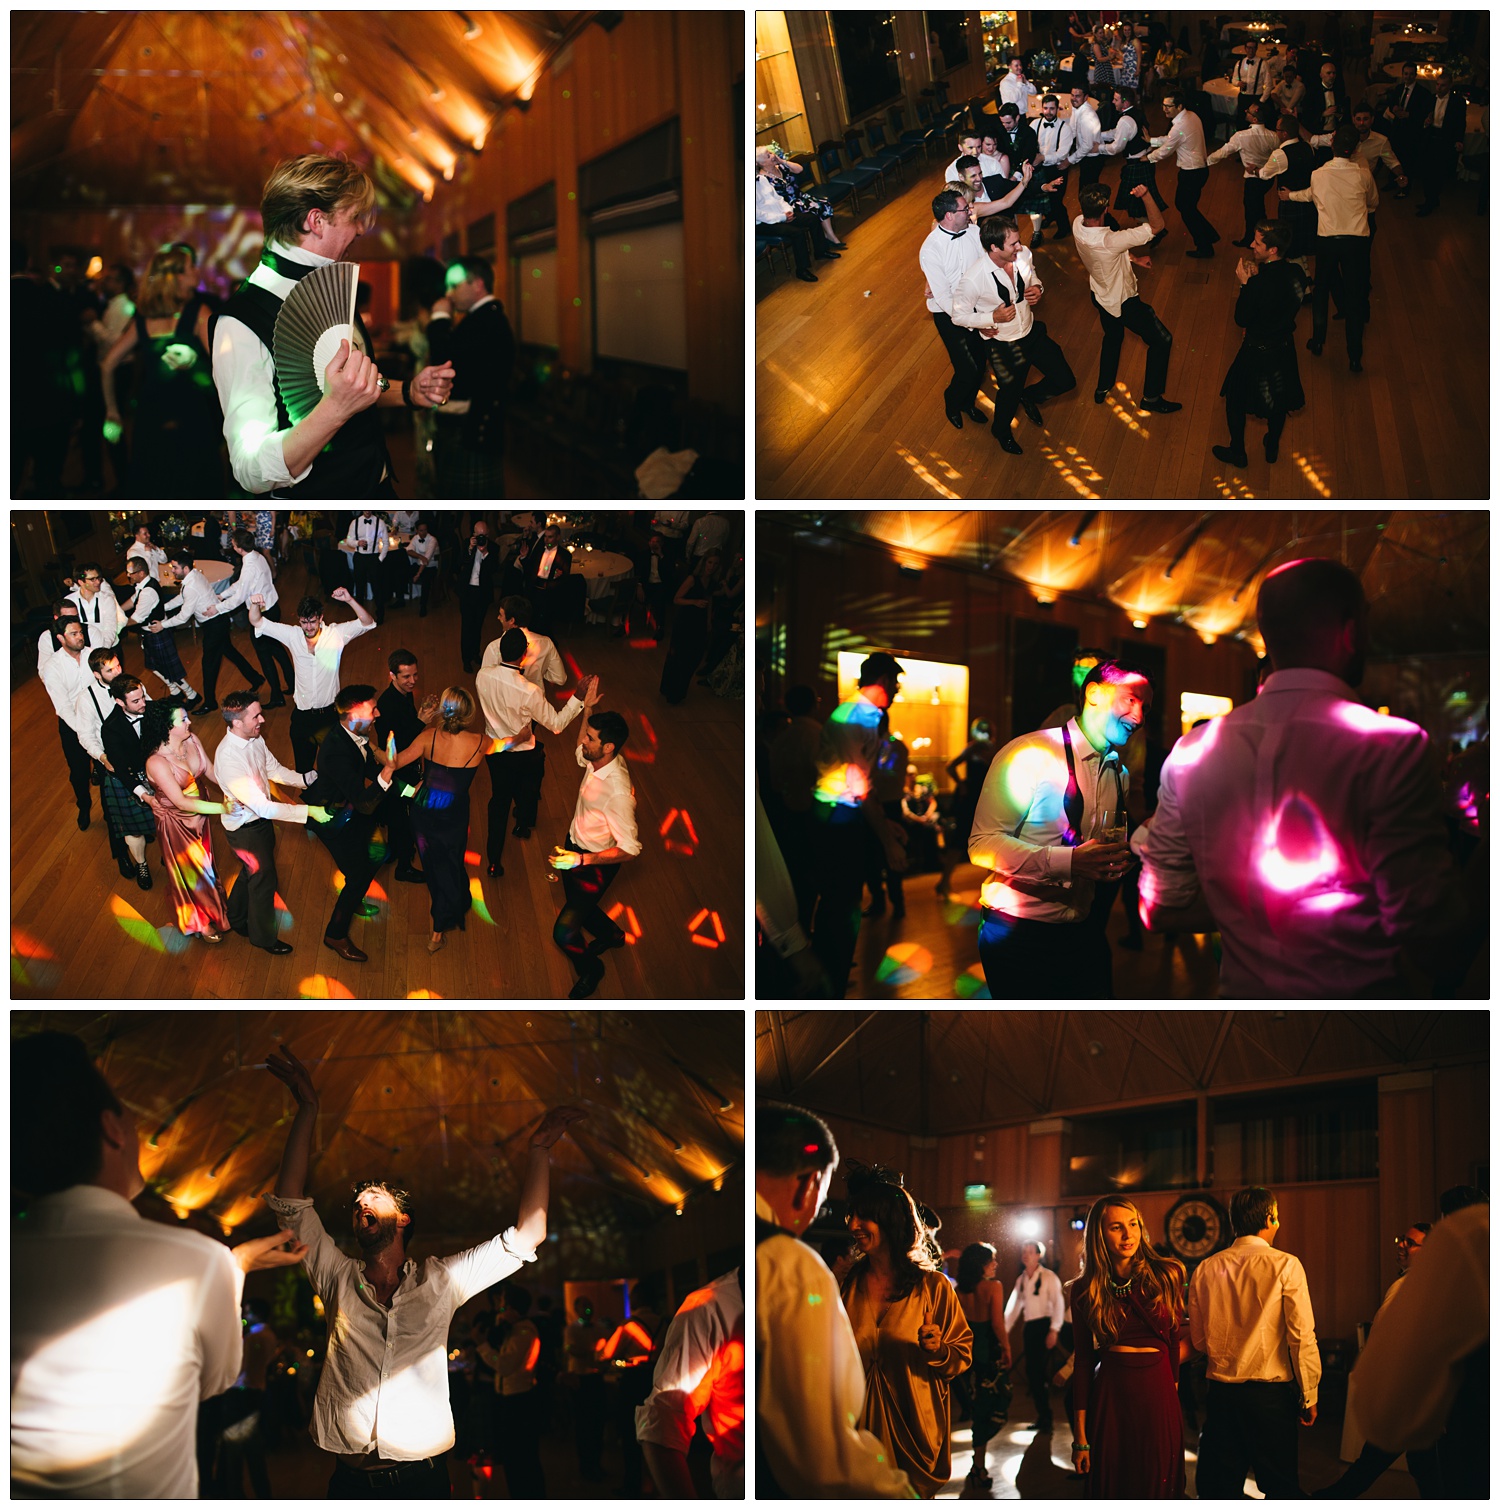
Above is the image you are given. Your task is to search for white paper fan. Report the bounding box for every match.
[273,261,363,425]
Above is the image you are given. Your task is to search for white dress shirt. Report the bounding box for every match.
[252,616,373,709]
[406,531,438,566]
[1132,668,1457,996]
[124,576,166,626]
[1235,54,1266,96]
[953,245,1041,342]
[126,540,168,580]
[1432,92,1453,129]
[814,693,886,809]
[154,567,222,630]
[1147,107,1209,168]
[37,625,62,675]
[755,173,793,225]
[652,509,690,538]
[481,626,566,687]
[533,543,560,581]
[1068,101,1104,161]
[635,1268,745,1498]
[1034,115,1076,166]
[1098,113,1142,157]
[41,647,93,731]
[1208,122,1280,175]
[754,1194,915,1497]
[1188,1236,1321,1408]
[212,240,360,495]
[73,676,118,761]
[1004,1266,1066,1330]
[66,587,121,648]
[1072,218,1155,316]
[215,548,278,615]
[687,511,730,558]
[969,715,1129,921]
[1000,74,1038,113]
[920,222,983,317]
[1348,1203,1487,1454]
[391,509,421,534]
[1308,128,1404,180]
[475,663,582,754]
[263,1194,535,1462]
[341,513,390,561]
[570,747,642,855]
[214,729,310,829]
[11,1185,245,1497]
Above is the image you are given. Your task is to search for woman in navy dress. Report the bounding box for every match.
[381,686,487,954]
[1071,1196,1188,1497]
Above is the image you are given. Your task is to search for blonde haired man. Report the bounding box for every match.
[212,154,455,497]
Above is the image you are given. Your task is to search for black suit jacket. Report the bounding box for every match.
[519,538,571,595]
[102,706,150,791]
[461,544,499,597]
[305,724,387,819]
[375,686,425,772]
[428,300,517,454]
[999,122,1041,170]
[1380,81,1434,133]
[1423,91,1467,146]
[1298,80,1349,136]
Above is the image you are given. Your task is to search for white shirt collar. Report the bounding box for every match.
[268,239,335,268]
[469,294,496,312]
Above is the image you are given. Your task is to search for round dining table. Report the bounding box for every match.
[1373,29,1446,71]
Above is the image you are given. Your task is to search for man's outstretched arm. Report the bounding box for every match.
[514,1107,588,1251]
[267,1047,320,1197]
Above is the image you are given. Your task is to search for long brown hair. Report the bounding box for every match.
[1075,1196,1185,1348]
[138,246,190,319]
[841,1162,941,1302]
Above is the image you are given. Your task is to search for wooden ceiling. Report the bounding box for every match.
[756,1010,1489,1135]
[15,1009,743,1240]
[12,11,587,211]
[779,511,1488,656]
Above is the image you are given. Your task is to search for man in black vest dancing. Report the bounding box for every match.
[212,154,455,498]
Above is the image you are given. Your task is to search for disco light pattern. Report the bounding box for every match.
[660,807,699,856]
[1254,795,1342,896]
[298,975,356,1000]
[874,943,933,986]
[606,903,643,945]
[687,910,727,949]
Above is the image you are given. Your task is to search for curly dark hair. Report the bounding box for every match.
[843,1161,941,1301]
[139,698,187,754]
[352,1179,416,1242]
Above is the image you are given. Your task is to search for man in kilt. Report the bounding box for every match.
[1100,87,1168,230]
[1212,219,1305,470]
[72,648,139,884]
[120,555,201,709]
[100,675,159,891]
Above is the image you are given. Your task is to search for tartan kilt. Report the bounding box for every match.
[101,771,157,840]
[140,625,186,682]
[1115,156,1158,211]
[435,427,507,498]
[1014,177,1057,215]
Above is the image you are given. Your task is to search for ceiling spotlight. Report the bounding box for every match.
[459,12,481,40]
[1132,618,1147,630]
[673,1204,684,1217]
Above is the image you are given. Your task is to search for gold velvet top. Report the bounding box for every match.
[841,1268,974,1498]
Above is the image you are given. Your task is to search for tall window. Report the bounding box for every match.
[507,183,558,350]
[1213,1083,1378,1185]
[1064,1102,1197,1197]
[831,12,902,118]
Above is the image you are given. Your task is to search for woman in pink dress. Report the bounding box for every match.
[1071,1196,1189,1497]
[141,700,231,943]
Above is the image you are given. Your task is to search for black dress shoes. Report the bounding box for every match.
[1140,397,1183,414]
[1232,237,1254,248]
[964,406,985,422]
[1264,435,1280,463]
[1020,395,1044,427]
[589,933,628,954]
[197,702,220,715]
[324,935,368,963]
[1212,444,1249,469]
[815,249,841,260]
[827,239,849,250]
[946,411,964,429]
[136,863,153,891]
[265,695,287,709]
[1186,247,1215,259]
[488,863,504,878]
[77,809,91,831]
[394,865,426,883]
[254,940,293,955]
[796,270,818,282]
[1349,358,1363,373]
[569,967,605,1000]
[513,825,531,839]
[997,431,1023,455]
[1306,339,1324,355]
[1094,388,1110,404]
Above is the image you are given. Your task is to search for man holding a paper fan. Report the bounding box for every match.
[212,154,454,498]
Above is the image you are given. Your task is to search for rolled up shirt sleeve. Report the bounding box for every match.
[213,314,313,496]
[263,1194,348,1301]
[635,1303,718,1456]
[968,740,1074,884]
[436,1226,537,1307]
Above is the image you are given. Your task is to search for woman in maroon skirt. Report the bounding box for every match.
[1071,1196,1188,1497]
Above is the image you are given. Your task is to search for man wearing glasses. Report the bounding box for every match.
[64,563,122,650]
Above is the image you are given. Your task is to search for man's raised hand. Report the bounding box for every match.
[330,586,353,605]
[266,1046,319,1107]
[530,1106,588,1149]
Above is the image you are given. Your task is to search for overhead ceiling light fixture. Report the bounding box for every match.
[459,12,481,40]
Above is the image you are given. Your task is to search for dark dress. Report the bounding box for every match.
[659,571,713,704]
[960,1303,1012,1462]
[125,308,224,499]
[1220,258,1306,417]
[409,733,485,932]
[1073,1285,1185,1499]
[767,164,834,223]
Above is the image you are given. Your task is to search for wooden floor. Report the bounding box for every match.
[756,116,1489,501]
[849,864,1221,1001]
[13,554,745,1002]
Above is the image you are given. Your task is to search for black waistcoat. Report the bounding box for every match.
[1279,138,1315,192]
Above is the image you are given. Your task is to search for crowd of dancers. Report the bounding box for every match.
[757,1101,1490,1499]
[37,509,742,999]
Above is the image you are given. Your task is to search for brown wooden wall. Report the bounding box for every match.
[412,11,742,423]
[814,1055,1490,1345]
[760,521,1262,755]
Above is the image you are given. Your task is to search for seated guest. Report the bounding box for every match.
[754,145,847,256]
[428,257,517,498]
[404,517,438,615]
[756,150,838,284]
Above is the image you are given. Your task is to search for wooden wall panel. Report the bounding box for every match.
[574,12,679,150]
[1433,1061,1490,1194]
[1377,1075,1436,1294]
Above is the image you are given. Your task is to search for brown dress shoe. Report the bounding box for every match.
[324,935,368,963]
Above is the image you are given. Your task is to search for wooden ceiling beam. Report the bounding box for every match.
[1041,1010,1067,1111]
[767,1011,793,1095]
[1346,1012,1408,1066]
[1199,1009,1235,1086]
[1102,1010,1198,1088]
[795,1012,882,1092]
[1293,1012,1329,1076]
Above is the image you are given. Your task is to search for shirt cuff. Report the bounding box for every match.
[497,1225,539,1266]
[264,1193,314,1216]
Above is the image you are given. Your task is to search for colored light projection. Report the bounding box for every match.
[874,943,932,987]
[688,910,727,949]
[1252,793,1356,915]
[606,903,642,945]
[660,808,699,856]
[835,650,969,793]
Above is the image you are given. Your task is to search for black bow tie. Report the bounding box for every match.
[261,248,320,282]
[941,228,967,239]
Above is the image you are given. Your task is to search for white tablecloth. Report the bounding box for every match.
[1373,30,1446,70]
[1204,77,1240,117]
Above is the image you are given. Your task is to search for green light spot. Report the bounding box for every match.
[877,1454,886,1463]
[562,89,571,99]
[621,244,632,254]
[567,191,576,201]
[531,267,542,278]
[445,265,466,290]
[572,297,582,307]
[806,1291,823,1306]
[662,260,675,270]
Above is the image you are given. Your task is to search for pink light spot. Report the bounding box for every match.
[1255,795,1341,894]
[1331,702,1422,737]
[1169,714,1223,770]
[1298,890,1360,914]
